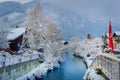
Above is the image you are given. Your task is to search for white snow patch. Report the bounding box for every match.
[7,12,24,21]
[7,27,25,40]
[16,53,65,80]
[0,50,41,68]
[83,68,105,80]
[114,31,120,36]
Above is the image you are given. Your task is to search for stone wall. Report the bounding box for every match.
[0,59,40,80]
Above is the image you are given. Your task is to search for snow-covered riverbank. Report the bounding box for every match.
[69,37,105,80]
[70,37,102,67]
[0,40,67,80]
[15,42,67,80]
[16,53,65,80]
[0,50,41,68]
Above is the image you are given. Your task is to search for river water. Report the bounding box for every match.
[41,52,87,80]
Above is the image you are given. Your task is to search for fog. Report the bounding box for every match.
[0,0,33,4]
[41,0,120,25]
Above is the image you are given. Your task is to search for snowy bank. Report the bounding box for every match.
[69,37,105,80]
[83,68,105,80]
[16,53,65,80]
[0,50,41,68]
[70,37,103,67]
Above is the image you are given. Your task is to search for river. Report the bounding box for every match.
[41,52,87,80]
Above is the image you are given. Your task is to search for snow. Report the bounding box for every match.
[70,37,103,67]
[16,53,64,80]
[14,40,65,80]
[0,0,33,4]
[106,31,120,37]
[114,31,120,36]
[83,68,105,80]
[7,12,24,21]
[7,27,25,40]
[14,4,65,79]
[69,37,104,80]
[114,49,120,52]
[0,50,41,68]
[16,63,48,80]
[0,41,65,80]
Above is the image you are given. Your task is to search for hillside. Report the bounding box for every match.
[41,3,120,40]
[0,1,25,17]
[0,1,120,40]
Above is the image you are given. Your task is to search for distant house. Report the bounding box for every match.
[7,28,25,52]
[102,31,120,53]
[113,31,120,42]
[112,31,120,51]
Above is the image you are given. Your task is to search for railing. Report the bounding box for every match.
[0,53,39,68]
[0,52,41,80]
[0,58,39,80]
[91,53,120,80]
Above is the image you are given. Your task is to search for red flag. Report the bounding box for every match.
[108,21,114,53]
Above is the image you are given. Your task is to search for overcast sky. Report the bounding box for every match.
[0,0,33,4]
[0,0,120,25]
[41,0,120,25]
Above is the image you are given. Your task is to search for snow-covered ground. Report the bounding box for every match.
[83,68,105,80]
[0,41,66,80]
[14,41,66,80]
[16,51,65,80]
[0,49,41,68]
[69,37,105,80]
[71,37,103,67]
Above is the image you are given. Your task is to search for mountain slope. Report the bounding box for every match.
[0,1,25,17]
[41,3,105,40]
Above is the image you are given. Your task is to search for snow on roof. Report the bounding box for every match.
[114,31,120,36]
[7,28,26,40]
[104,31,120,37]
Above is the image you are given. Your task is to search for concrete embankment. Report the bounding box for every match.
[0,59,40,80]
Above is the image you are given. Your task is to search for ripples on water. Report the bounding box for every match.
[41,52,87,80]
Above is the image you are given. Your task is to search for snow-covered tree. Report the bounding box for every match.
[22,3,63,65]
[0,19,8,49]
[44,42,63,62]
[23,3,46,49]
[69,37,80,50]
[23,3,62,49]
[45,19,61,43]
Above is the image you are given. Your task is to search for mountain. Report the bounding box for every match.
[2,12,25,28]
[0,1,27,28]
[41,3,120,40]
[0,1,119,40]
[41,3,104,40]
[23,1,35,11]
[0,1,25,17]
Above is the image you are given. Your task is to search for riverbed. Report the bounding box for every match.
[41,52,87,80]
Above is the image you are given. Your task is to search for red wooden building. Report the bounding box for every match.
[7,28,25,52]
